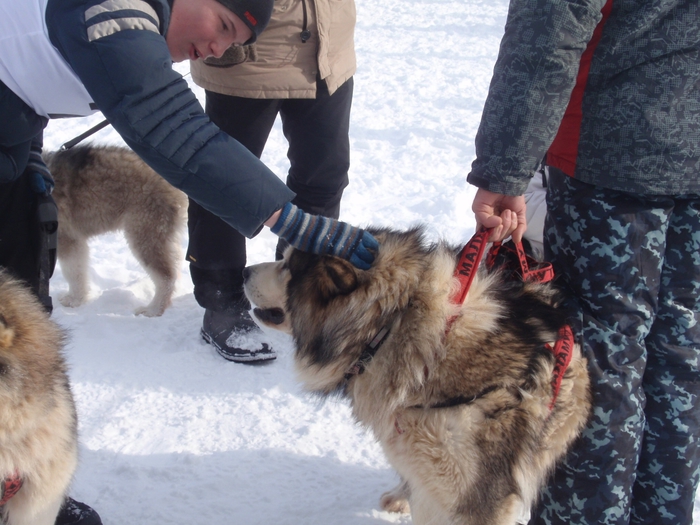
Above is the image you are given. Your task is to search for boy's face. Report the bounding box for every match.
[166,0,253,62]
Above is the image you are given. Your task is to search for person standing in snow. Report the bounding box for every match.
[0,0,377,521]
[468,0,700,523]
[185,0,357,363]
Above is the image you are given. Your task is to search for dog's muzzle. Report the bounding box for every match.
[253,307,286,326]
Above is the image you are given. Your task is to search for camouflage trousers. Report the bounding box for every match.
[529,170,700,525]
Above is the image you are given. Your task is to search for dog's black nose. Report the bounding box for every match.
[242,267,251,281]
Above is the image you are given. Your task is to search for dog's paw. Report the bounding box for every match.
[59,293,87,308]
[134,304,165,317]
[380,480,411,514]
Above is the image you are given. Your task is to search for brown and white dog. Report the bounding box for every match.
[243,226,591,525]
[0,270,78,525]
[45,145,187,316]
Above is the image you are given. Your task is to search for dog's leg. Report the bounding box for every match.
[57,233,91,307]
[407,485,453,525]
[379,478,411,514]
[134,271,176,317]
[125,215,181,317]
[4,492,64,525]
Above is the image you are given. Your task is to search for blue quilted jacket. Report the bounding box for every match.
[0,0,293,237]
[467,0,700,196]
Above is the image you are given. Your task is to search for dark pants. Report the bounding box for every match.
[187,77,353,312]
[0,79,47,184]
[0,80,55,311]
[530,170,700,525]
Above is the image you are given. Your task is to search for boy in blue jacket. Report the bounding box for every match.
[0,0,376,521]
[0,0,376,343]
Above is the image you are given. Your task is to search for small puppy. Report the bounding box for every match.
[45,145,187,316]
[0,270,78,525]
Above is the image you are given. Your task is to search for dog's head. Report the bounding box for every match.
[0,270,68,390]
[243,227,439,394]
[243,245,361,335]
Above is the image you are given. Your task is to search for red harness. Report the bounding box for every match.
[448,227,574,410]
[0,471,23,506]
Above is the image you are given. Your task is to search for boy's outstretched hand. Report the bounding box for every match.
[271,202,378,270]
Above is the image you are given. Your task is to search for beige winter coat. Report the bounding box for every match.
[190,0,356,99]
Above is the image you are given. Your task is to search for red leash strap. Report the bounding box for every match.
[450,227,491,305]
[449,229,574,411]
[515,242,555,283]
[0,471,23,506]
[546,324,575,410]
[486,240,554,283]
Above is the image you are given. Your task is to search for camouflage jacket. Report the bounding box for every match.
[467,0,700,196]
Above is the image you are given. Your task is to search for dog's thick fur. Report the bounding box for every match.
[243,227,591,525]
[45,145,187,316]
[0,270,78,525]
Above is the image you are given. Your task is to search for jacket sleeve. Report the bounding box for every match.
[46,0,295,238]
[467,0,606,196]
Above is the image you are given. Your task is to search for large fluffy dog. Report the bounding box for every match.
[45,145,187,317]
[0,270,78,525]
[243,227,591,525]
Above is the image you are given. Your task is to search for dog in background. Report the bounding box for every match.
[243,227,591,525]
[0,270,78,525]
[45,145,187,317]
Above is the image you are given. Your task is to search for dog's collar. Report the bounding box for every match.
[344,325,391,380]
[0,471,23,506]
[410,384,502,410]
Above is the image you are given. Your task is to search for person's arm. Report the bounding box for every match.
[467,0,607,235]
[47,0,293,239]
[472,189,526,243]
[269,203,378,270]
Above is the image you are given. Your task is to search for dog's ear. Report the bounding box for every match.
[318,257,358,299]
[0,313,13,349]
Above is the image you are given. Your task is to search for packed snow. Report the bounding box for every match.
[39,0,700,522]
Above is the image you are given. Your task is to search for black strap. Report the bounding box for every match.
[410,385,500,410]
[300,0,310,42]
[59,119,110,151]
[36,193,58,313]
[344,325,391,380]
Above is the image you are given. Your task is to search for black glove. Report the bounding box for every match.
[27,138,54,195]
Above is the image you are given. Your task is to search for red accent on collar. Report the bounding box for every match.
[546,324,575,410]
[0,471,23,506]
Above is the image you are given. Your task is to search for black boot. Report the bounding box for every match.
[201,305,276,363]
[55,498,102,525]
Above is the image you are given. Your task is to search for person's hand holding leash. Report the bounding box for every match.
[472,188,527,243]
[269,202,378,270]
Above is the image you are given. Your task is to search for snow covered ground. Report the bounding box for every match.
[39,0,699,523]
